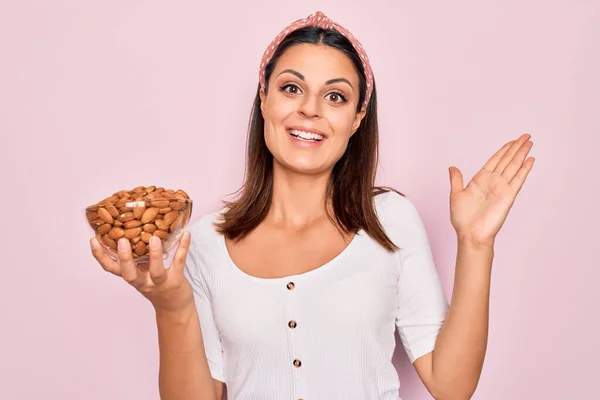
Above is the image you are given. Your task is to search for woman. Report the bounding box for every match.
[90,11,535,400]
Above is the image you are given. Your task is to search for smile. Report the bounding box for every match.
[288,129,325,142]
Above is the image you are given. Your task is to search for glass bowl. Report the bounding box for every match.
[85,186,193,266]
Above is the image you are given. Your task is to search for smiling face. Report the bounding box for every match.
[260,43,366,176]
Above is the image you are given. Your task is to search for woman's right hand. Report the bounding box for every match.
[90,232,195,314]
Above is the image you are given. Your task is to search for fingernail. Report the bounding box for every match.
[90,238,99,250]
[118,238,128,252]
[150,236,161,250]
[183,231,190,241]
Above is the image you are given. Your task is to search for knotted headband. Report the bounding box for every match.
[258,11,374,109]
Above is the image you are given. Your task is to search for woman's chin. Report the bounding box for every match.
[275,157,332,176]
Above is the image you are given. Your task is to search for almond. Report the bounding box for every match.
[114,190,129,197]
[118,212,134,223]
[108,227,125,240]
[154,230,169,239]
[163,211,179,226]
[104,204,118,218]
[133,205,146,219]
[155,219,170,231]
[170,214,183,232]
[170,200,185,211]
[86,211,99,223]
[124,220,142,229]
[96,223,112,235]
[151,199,170,208]
[97,208,113,224]
[102,234,117,249]
[115,198,129,208]
[134,241,147,256]
[141,232,153,243]
[143,223,157,233]
[176,190,190,199]
[158,207,172,214]
[124,227,142,239]
[141,207,159,224]
[102,195,120,204]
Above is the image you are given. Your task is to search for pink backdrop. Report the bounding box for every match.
[1,1,598,399]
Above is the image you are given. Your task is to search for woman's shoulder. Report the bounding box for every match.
[373,188,418,223]
[372,188,429,246]
[186,207,226,246]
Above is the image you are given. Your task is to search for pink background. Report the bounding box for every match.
[1,1,598,399]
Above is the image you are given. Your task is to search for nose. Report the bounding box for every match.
[298,93,321,118]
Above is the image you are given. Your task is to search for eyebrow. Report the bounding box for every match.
[277,69,354,90]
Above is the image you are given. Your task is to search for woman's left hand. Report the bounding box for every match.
[448,133,535,248]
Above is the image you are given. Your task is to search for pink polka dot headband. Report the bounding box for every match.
[258,11,374,109]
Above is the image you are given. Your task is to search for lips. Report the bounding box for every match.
[289,129,324,142]
[287,125,327,142]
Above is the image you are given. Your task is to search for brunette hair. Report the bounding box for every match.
[215,26,402,252]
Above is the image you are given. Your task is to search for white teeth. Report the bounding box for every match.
[289,129,324,141]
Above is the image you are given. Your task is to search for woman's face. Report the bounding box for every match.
[260,43,366,175]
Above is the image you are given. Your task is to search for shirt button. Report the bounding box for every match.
[293,359,302,368]
[286,282,295,290]
[288,320,297,329]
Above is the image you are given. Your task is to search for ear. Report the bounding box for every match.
[259,87,267,117]
[350,106,367,136]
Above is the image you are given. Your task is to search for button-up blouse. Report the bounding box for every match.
[184,191,449,399]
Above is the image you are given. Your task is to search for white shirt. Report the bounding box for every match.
[184,191,449,400]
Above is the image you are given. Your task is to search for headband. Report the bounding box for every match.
[258,11,374,109]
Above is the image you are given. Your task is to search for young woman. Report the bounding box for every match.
[91,11,535,400]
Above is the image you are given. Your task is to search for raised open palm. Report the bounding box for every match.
[449,133,535,248]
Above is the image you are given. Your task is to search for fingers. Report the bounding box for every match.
[117,238,145,287]
[90,238,121,276]
[502,139,533,181]
[509,157,535,193]
[171,231,192,275]
[482,141,514,172]
[449,166,464,196]
[494,133,531,174]
[148,236,167,285]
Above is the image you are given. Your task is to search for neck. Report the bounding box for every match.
[267,161,332,229]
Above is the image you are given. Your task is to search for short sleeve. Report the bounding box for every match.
[375,191,449,363]
[183,233,225,382]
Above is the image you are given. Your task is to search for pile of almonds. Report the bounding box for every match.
[86,186,192,258]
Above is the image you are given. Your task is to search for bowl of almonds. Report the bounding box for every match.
[85,185,192,265]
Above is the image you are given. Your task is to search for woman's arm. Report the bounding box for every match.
[157,305,223,400]
[414,239,493,400]
[414,133,535,399]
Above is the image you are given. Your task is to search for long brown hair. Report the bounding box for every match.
[215,26,402,252]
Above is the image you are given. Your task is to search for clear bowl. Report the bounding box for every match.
[85,186,193,266]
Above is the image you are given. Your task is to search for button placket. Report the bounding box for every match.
[284,280,305,399]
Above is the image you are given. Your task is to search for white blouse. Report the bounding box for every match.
[184,191,449,400]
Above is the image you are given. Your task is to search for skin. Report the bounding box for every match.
[416,134,535,399]
[90,41,535,400]
[226,43,367,279]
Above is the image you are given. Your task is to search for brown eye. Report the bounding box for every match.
[326,92,347,103]
[280,84,302,95]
